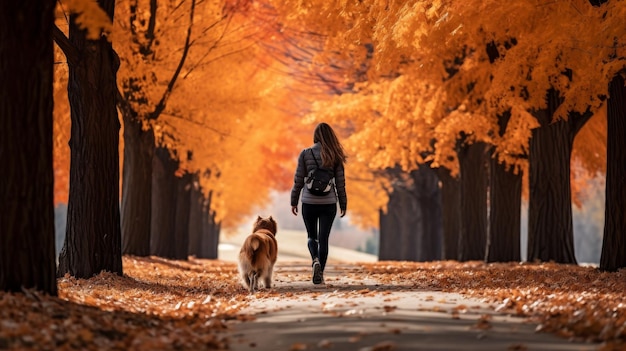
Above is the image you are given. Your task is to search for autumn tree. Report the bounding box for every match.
[114,0,185,256]
[600,73,626,271]
[484,45,523,263]
[487,114,522,263]
[269,0,624,266]
[187,178,217,259]
[379,166,442,261]
[53,0,123,278]
[0,0,57,294]
[111,0,303,260]
[265,1,494,261]
[114,0,232,256]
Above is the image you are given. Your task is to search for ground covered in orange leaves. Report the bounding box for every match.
[0,257,624,350]
[360,261,626,347]
[1,257,244,350]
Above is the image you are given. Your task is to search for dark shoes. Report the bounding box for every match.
[312,258,323,285]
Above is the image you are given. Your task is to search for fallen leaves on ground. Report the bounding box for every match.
[1,258,625,350]
[0,256,244,350]
[359,260,626,344]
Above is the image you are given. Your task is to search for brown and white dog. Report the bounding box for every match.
[238,216,278,293]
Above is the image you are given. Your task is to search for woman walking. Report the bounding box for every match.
[291,122,347,285]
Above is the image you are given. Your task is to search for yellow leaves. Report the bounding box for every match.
[573,109,606,176]
[494,105,537,172]
[61,0,115,41]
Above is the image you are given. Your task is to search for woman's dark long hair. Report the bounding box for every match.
[313,122,347,168]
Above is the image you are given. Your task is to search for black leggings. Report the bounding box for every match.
[302,203,337,271]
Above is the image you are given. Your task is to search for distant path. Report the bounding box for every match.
[225,262,600,351]
[219,228,378,263]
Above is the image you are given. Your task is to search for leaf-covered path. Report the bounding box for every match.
[2,257,625,350]
[228,262,601,351]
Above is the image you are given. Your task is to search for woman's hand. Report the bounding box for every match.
[291,206,298,216]
[340,209,346,218]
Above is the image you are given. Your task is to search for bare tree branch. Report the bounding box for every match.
[150,0,196,119]
[52,25,78,66]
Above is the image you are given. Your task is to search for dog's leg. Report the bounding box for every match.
[241,270,251,290]
[248,271,257,293]
[244,276,250,290]
[264,266,273,289]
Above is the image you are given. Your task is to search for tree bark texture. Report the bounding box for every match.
[600,74,626,271]
[121,116,154,256]
[458,142,489,261]
[187,176,204,257]
[173,172,193,259]
[199,204,220,259]
[528,90,577,264]
[0,0,57,294]
[486,155,522,262]
[379,186,420,261]
[189,189,220,259]
[413,167,443,261]
[57,0,123,278]
[379,167,442,261]
[150,147,178,258]
[438,168,461,260]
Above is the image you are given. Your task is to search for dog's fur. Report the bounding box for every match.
[238,216,278,293]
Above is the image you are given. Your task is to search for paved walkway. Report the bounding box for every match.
[219,228,378,264]
[225,262,600,351]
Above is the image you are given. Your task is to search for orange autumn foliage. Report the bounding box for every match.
[52,0,615,229]
[52,45,71,205]
[265,0,619,224]
[52,1,308,229]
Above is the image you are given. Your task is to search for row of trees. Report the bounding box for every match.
[52,0,305,277]
[268,0,626,271]
[3,0,625,298]
[2,0,308,295]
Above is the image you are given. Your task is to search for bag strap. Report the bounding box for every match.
[309,149,321,168]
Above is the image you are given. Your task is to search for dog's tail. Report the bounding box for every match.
[242,236,262,263]
[250,237,261,251]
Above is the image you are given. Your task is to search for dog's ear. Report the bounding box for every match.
[270,216,277,232]
[257,215,262,221]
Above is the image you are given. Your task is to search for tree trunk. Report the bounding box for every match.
[199,203,220,259]
[438,168,461,260]
[458,141,489,261]
[413,167,442,261]
[200,190,220,259]
[150,147,178,258]
[486,154,522,262]
[0,0,57,294]
[173,172,193,259]
[379,185,419,261]
[57,0,123,278]
[600,74,626,271]
[527,90,577,264]
[121,115,154,256]
[379,167,442,261]
[188,176,204,257]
